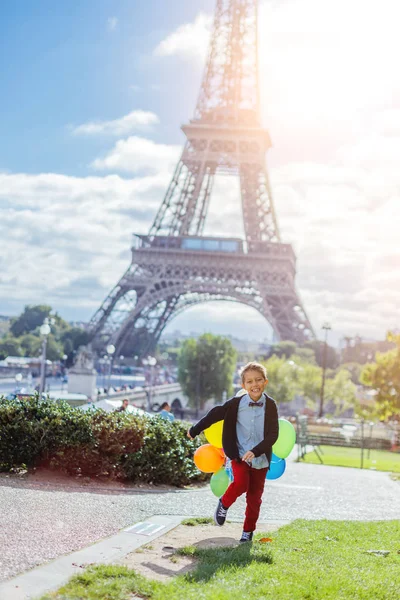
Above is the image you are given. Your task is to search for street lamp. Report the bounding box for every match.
[61,354,68,390]
[318,322,332,418]
[15,372,23,392]
[106,344,115,390]
[119,354,124,387]
[145,356,157,411]
[102,355,109,388]
[39,319,51,396]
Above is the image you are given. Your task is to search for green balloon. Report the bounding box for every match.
[272,418,296,459]
[210,468,230,497]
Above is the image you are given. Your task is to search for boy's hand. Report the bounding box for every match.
[187,428,194,440]
[242,451,255,462]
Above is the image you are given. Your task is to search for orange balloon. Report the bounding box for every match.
[194,444,225,473]
[217,447,225,458]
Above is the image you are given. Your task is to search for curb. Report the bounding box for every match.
[0,515,183,600]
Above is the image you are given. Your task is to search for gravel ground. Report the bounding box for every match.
[0,461,399,582]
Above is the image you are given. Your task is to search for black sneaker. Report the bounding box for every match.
[214,499,228,526]
[239,531,253,543]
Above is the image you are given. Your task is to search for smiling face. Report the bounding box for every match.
[242,369,268,402]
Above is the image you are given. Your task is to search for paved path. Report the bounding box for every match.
[0,461,399,583]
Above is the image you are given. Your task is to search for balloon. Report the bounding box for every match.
[272,418,296,459]
[217,447,225,458]
[204,421,224,448]
[210,467,230,497]
[194,444,225,473]
[267,455,286,480]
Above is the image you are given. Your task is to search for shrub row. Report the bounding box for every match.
[0,395,207,486]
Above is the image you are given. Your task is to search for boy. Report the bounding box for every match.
[187,362,279,543]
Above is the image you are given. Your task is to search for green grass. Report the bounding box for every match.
[300,446,400,472]
[181,517,214,526]
[41,520,400,600]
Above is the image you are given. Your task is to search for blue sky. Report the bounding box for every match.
[0,0,214,175]
[1,0,399,344]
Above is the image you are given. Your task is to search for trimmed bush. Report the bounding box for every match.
[0,395,93,470]
[123,418,208,487]
[48,410,146,478]
[0,395,208,486]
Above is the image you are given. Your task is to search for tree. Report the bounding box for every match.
[267,341,297,360]
[360,332,400,419]
[304,340,339,369]
[263,355,299,404]
[19,334,42,357]
[296,361,324,411]
[10,305,52,337]
[44,335,64,362]
[325,369,357,415]
[60,327,90,353]
[0,337,22,359]
[178,334,237,410]
[340,362,363,385]
[294,347,317,364]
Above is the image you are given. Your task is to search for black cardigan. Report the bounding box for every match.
[189,393,279,464]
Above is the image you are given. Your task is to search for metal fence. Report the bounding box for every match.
[296,415,400,467]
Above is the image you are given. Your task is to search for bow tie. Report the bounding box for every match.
[249,401,263,407]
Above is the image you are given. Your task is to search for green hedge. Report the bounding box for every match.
[0,395,94,469]
[123,418,207,486]
[0,395,207,486]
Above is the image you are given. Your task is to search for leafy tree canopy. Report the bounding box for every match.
[10,305,53,337]
[19,334,42,357]
[360,331,400,419]
[303,340,339,369]
[0,337,22,360]
[267,341,297,360]
[178,334,237,409]
[2,305,88,362]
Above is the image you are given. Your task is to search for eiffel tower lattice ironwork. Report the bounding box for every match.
[88,0,314,356]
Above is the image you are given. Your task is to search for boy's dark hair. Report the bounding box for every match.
[240,362,268,384]
[160,402,169,410]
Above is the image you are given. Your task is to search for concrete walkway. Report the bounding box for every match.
[0,459,398,585]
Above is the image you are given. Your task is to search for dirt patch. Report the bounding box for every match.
[120,522,281,582]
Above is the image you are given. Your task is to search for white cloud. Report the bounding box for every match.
[91,135,181,174]
[0,171,170,315]
[107,17,118,32]
[153,12,212,62]
[2,0,400,343]
[71,110,159,136]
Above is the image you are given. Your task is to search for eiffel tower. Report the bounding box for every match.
[88,0,314,357]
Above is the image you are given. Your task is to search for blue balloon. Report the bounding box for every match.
[266,454,286,480]
[271,453,282,464]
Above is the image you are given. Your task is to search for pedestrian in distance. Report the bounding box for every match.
[115,398,129,412]
[158,401,175,422]
[187,361,279,543]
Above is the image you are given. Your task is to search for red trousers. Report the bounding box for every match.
[221,460,268,532]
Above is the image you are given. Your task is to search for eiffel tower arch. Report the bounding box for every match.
[88,0,314,357]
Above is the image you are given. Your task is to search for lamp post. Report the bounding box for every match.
[15,372,23,393]
[39,319,51,396]
[61,354,68,391]
[102,355,109,389]
[119,354,124,387]
[145,356,157,411]
[106,344,116,390]
[318,322,332,418]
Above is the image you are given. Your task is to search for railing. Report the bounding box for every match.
[132,233,295,262]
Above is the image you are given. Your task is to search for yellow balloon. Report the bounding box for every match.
[204,420,224,448]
